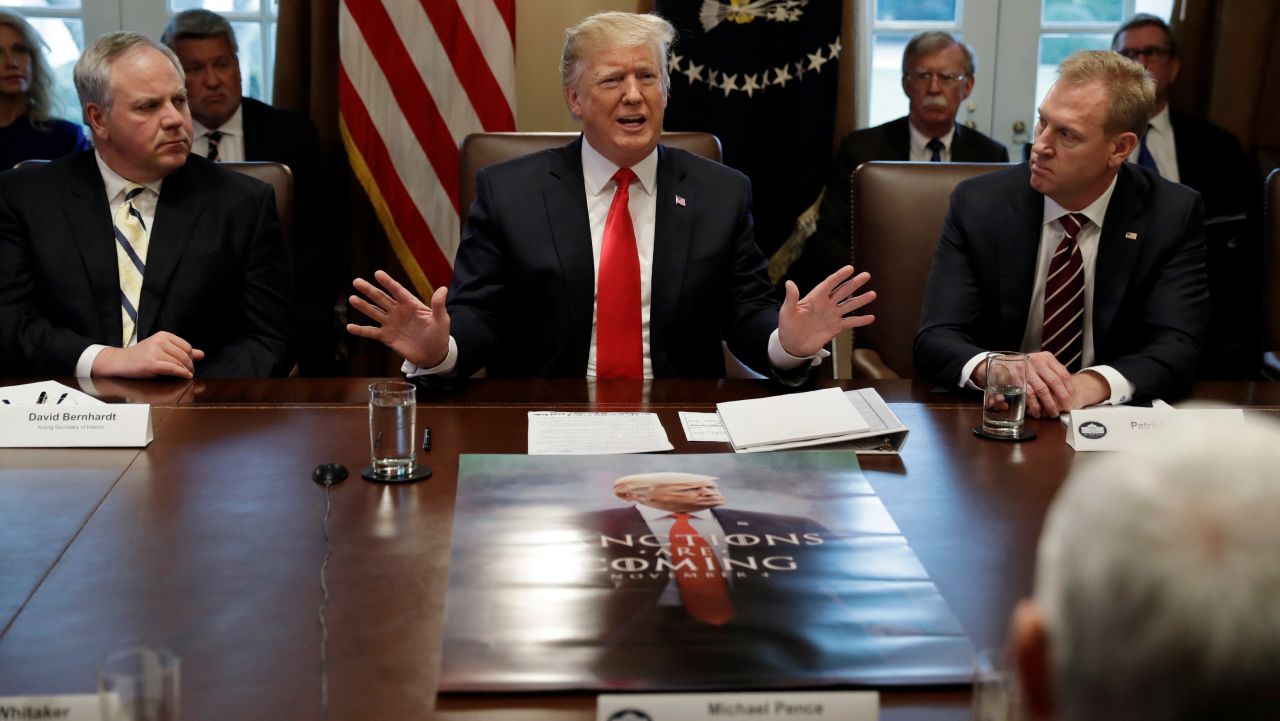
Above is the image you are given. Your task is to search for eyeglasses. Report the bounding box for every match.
[1117,46,1172,61]
[904,71,968,86]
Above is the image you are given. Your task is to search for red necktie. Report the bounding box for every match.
[596,167,643,379]
[670,512,734,625]
[1042,213,1087,372]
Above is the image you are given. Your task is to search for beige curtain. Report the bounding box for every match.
[1170,0,1280,173]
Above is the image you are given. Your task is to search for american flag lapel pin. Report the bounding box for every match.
[1125,231,1139,240]
[675,194,686,207]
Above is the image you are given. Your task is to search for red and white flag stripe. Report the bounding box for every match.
[339,0,516,297]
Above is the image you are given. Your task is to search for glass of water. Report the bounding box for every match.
[98,647,180,721]
[982,352,1029,438]
[972,647,1023,721]
[368,380,417,480]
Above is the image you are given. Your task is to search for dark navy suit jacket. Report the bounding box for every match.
[914,162,1210,401]
[0,151,292,377]
[449,136,795,380]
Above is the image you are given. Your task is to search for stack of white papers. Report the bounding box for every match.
[717,387,868,452]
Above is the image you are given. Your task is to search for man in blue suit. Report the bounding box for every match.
[347,11,875,381]
[915,51,1209,416]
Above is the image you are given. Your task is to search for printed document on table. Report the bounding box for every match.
[528,412,673,455]
[678,412,731,442]
[717,387,869,451]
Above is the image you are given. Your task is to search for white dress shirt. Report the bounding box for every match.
[908,121,955,162]
[633,502,732,606]
[407,137,816,378]
[1126,104,1179,182]
[74,152,166,377]
[958,175,1136,406]
[192,103,245,162]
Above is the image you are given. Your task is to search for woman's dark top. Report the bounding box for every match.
[0,115,90,170]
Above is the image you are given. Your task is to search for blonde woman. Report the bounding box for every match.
[0,11,89,169]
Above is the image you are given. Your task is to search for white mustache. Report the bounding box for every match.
[922,95,949,108]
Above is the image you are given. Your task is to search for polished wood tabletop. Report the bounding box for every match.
[1,378,1276,720]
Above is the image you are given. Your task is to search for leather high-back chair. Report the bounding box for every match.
[456,131,772,379]
[223,161,294,258]
[14,159,295,257]
[1265,168,1280,379]
[457,131,721,216]
[848,161,1013,379]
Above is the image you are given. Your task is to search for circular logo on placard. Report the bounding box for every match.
[1079,421,1108,439]
[608,711,653,721]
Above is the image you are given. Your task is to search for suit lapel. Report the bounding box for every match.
[950,125,977,161]
[998,168,1044,345]
[138,162,202,339]
[651,145,694,374]
[1093,166,1146,350]
[543,139,596,365]
[62,153,124,343]
[241,98,262,159]
[884,117,911,160]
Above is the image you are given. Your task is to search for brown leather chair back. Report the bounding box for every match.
[850,161,1013,378]
[222,161,294,258]
[1265,168,1280,377]
[457,131,721,218]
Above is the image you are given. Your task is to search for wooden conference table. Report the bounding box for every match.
[1,377,1277,720]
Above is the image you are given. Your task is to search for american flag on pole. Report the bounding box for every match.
[338,0,516,298]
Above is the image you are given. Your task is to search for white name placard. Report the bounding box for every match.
[0,404,153,448]
[1066,407,1245,451]
[0,694,100,720]
[597,691,878,721]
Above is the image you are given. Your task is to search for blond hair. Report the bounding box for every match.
[0,11,56,127]
[560,11,675,94]
[1056,49,1155,137]
[74,32,184,115]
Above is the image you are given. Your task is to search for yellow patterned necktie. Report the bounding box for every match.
[113,184,149,347]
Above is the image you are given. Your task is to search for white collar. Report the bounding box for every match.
[94,150,164,202]
[192,101,244,140]
[635,503,715,522]
[581,135,658,197]
[1042,173,1119,228]
[908,120,955,154]
[1147,104,1172,135]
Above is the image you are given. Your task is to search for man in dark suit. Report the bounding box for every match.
[915,50,1209,416]
[0,32,291,378]
[163,10,339,375]
[587,472,847,684]
[347,11,875,381]
[1112,14,1251,221]
[787,31,1009,293]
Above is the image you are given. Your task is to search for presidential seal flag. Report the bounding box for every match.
[655,0,842,257]
[338,0,517,298]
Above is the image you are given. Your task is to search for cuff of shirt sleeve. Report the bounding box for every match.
[76,344,108,378]
[402,336,459,377]
[1081,364,1135,405]
[959,352,988,389]
[767,329,830,370]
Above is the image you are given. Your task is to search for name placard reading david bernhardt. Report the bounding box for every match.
[1,404,153,447]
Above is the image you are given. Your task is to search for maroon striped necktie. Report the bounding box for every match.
[1042,213,1088,372]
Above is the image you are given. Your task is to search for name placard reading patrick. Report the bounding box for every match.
[1066,407,1245,451]
[0,404,153,447]
[597,691,878,721]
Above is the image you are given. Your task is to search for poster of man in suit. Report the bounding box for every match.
[440,451,972,692]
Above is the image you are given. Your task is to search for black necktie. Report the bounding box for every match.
[926,138,944,162]
[207,130,223,162]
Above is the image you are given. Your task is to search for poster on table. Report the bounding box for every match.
[440,451,973,692]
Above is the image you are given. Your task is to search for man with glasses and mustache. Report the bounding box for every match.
[788,31,1008,294]
[1112,14,1250,222]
